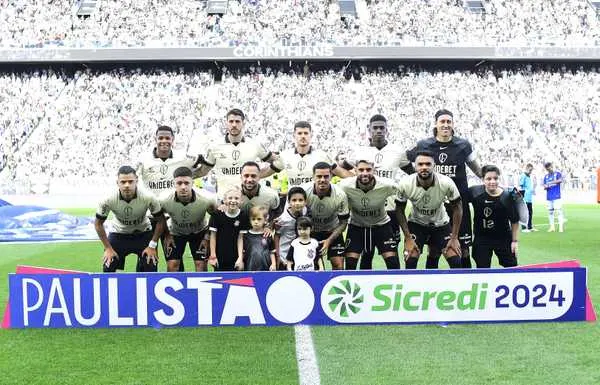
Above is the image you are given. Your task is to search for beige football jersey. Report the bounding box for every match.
[272,147,334,187]
[349,143,410,211]
[397,173,461,227]
[301,182,349,232]
[240,184,280,214]
[199,135,271,196]
[338,176,399,227]
[96,189,161,234]
[136,149,196,197]
[159,188,217,236]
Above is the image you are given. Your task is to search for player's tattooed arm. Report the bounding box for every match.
[446,198,463,256]
[467,159,483,178]
[94,216,117,267]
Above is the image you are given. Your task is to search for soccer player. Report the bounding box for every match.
[302,162,349,270]
[408,109,482,268]
[338,159,402,271]
[159,167,218,272]
[95,166,164,272]
[136,125,196,271]
[193,108,275,197]
[469,165,519,268]
[518,163,537,232]
[261,121,351,188]
[208,187,249,271]
[286,216,324,271]
[274,186,310,269]
[239,161,281,226]
[396,151,463,269]
[236,206,277,271]
[543,162,565,232]
[344,114,415,269]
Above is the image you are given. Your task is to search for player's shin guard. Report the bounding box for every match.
[425,256,439,269]
[405,257,419,269]
[548,209,555,228]
[345,257,358,270]
[446,256,461,269]
[383,255,400,270]
[359,249,375,270]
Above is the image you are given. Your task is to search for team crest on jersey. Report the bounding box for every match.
[439,153,448,163]
[160,164,168,175]
[297,160,307,171]
[484,207,492,218]
[375,153,383,165]
[361,197,369,208]
[181,209,190,219]
[124,206,133,218]
[422,194,431,204]
[317,203,325,213]
[234,220,240,227]
[232,150,241,163]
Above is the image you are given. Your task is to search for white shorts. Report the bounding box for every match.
[547,199,562,210]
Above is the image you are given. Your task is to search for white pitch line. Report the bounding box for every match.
[294,325,321,385]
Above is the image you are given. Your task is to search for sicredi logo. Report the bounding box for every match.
[232,46,334,58]
[321,273,574,323]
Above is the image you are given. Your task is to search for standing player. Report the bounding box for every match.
[136,125,196,271]
[344,114,415,269]
[159,167,218,272]
[469,165,519,268]
[396,151,463,269]
[518,163,537,232]
[95,166,164,272]
[261,121,351,188]
[408,109,482,268]
[338,160,402,271]
[302,162,349,270]
[543,162,565,232]
[193,108,275,197]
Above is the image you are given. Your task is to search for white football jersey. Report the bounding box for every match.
[199,135,271,196]
[275,206,309,263]
[272,147,334,187]
[136,149,196,197]
[96,189,161,234]
[287,238,320,271]
[397,173,461,227]
[159,188,217,236]
[338,177,400,227]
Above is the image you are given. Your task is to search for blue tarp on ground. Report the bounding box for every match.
[0,205,96,242]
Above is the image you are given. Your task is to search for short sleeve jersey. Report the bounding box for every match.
[136,149,196,197]
[159,188,217,236]
[397,173,461,227]
[96,189,161,234]
[271,147,335,187]
[338,176,400,227]
[287,238,320,271]
[301,182,349,232]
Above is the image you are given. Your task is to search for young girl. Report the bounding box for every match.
[236,205,277,271]
[286,216,323,271]
[208,187,248,271]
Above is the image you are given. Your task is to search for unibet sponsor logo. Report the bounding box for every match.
[327,279,363,317]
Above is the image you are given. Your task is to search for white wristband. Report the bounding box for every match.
[148,240,158,249]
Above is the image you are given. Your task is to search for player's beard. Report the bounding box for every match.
[417,170,432,181]
[358,174,374,188]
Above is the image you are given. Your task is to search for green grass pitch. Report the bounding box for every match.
[0,204,598,385]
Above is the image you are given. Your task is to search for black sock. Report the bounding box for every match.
[460,257,472,268]
[384,256,400,269]
[405,257,419,269]
[360,250,375,270]
[446,256,461,268]
[425,257,439,269]
[178,260,185,272]
[345,257,358,270]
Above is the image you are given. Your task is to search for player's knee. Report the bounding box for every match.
[167,260,180,272]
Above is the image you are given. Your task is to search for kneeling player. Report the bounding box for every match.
[468,165,519,268]
[396,151,463,269]
[160,167,218,272]
[95,166,164,272]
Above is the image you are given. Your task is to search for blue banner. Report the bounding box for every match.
[8,268,587,328]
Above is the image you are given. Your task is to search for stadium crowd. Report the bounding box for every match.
[1,63,599,194]
[1,0,599,48]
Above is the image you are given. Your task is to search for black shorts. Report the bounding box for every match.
[387,210,401,243]
[108,231,153,270]
[408,222,451,255]
[472,238,517,268]
[445,200,472,247]
[312,231,346,259]
[346,223,397,255]
[166,229,208,261]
